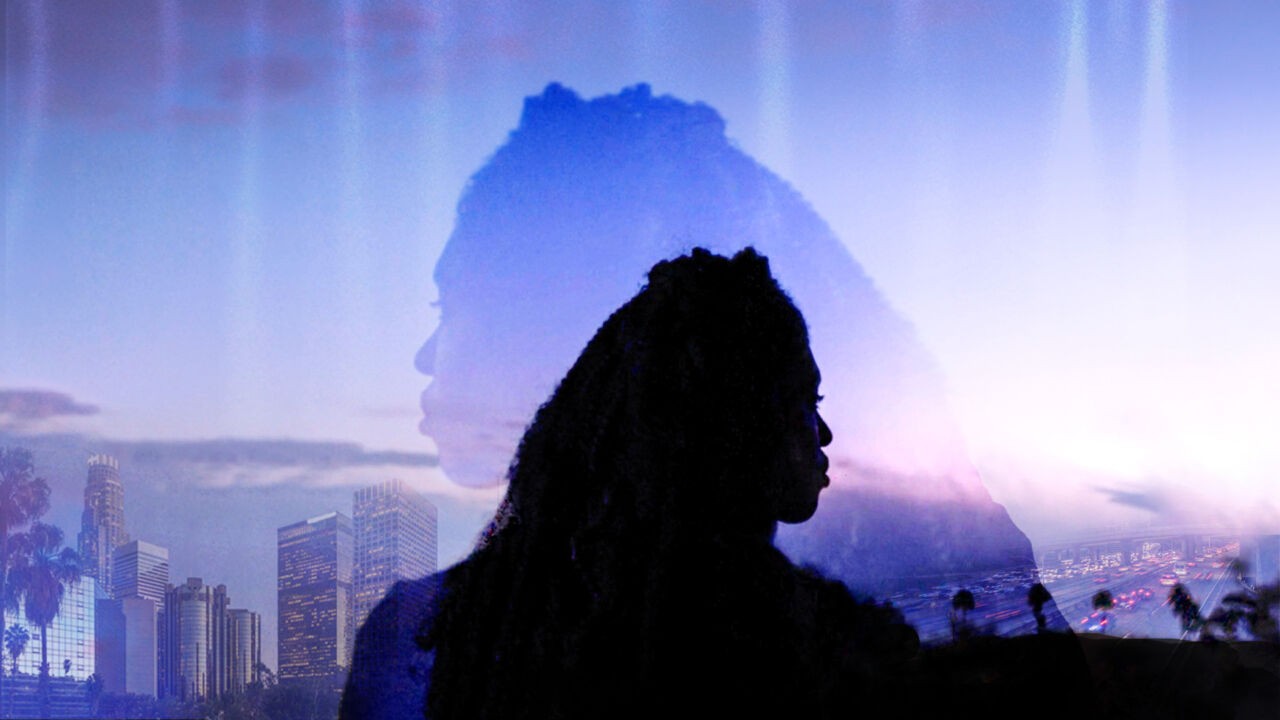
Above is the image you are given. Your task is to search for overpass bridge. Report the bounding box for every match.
[1034,525,1237,567]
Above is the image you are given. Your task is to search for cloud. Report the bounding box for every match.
[1094,485,1165,513]
[0,429,499,509]
[119,437,437,471]
[0,389,99,430]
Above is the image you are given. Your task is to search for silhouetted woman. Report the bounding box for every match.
[341,248,917,720]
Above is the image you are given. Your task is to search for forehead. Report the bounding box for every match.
[779,346,820,391]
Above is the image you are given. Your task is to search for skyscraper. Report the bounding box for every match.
[277,512,354,685]
[353,480,438,631]
[97,595,158,696]
[77,454,128,597]
[227,608,262,694]
[111,540,169,696]
[162,578,230,701]
[112,540,169,605]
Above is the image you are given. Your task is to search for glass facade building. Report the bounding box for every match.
[3,576,97,680]
[277,512,354,684]
[353,480,438,632]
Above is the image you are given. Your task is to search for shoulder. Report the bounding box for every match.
[791,562,920,661]
[339,574,447,720]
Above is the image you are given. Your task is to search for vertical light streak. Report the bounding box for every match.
[160,0,180,114]
[1039,0,1097,261]
[1133,0,1175,227]
[1106,0,1127,44]
[892,0,957,303]
[757,0,791,179]
[422,1,452,270]
[3,0,49,339]
[630,0,661,89]
[157,0,181,189]
[338,0,374,406]
[228,0,267,428]
[1129,0,1186,338]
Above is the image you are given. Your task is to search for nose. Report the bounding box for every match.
[415,331,439,376]
[817,413,833,447]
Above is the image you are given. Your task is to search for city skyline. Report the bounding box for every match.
[4,1,1278,550]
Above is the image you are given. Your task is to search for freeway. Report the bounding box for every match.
[888,544,1242,644]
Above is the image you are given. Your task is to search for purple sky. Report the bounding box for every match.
[5,0,1280,670]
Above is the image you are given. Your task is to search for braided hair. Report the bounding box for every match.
[421,247,829,718]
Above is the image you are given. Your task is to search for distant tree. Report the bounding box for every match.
[0,447,52,716]
[1027,583,1052,633]
[5,625,29,676]
[1168,583,1204,636]
[97,691,163,719]
[263,679,341,720]
[84,673,103,716]
[253,661,276,689]
[950,589,976,641]
[9,522,81,718]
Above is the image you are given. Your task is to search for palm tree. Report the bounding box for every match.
[1168,583,1204,637]
[1027,583,1053,633]
[0,448,52,716]
[4,625,29,676]
[9,522,81,718]
[1205,559,1280,643]
[1092,589,1115,634]
[950,589,976,641]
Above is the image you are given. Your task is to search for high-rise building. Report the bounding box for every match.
[277,512,354,685]
[110,540,169,696]
[2,576,97,680]
[113,540,169,605]
[227,609,262,694]
[97,595,158,696]
[77,454,129,598]
[162,578,230,701]
[353,480,438,632]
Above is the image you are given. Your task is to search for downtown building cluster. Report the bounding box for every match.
[3,455,262,704]
[4,454,443,704]
[277,479,438,689]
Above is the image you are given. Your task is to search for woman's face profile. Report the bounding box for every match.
[769,348,833,524]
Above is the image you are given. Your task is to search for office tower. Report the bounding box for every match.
[112,540,169,605]
[2,576,97,680]
[353,479,438,631]
[111,540,169,696]
[277,512,354,684]
[227,609,262,694]
[96,595,158,696]
[77,454,129,597]
[162,578,230,701]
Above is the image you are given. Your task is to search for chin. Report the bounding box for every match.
[777,496,821,525]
